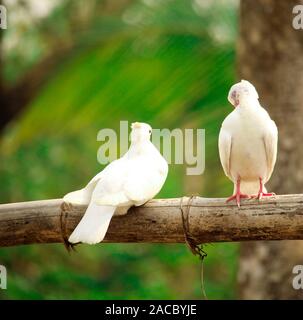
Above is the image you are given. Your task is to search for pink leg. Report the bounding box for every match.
[226,178,251,208]
[251,178,275,200]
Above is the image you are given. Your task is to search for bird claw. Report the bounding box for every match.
[251,192,276,200]
[62,201,73,211]
[226,193,251,208]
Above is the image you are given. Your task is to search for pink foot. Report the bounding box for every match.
[252,178,276,200]
[226,193,250,208]
[251,192,276,200]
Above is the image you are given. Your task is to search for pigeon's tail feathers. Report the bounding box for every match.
[63,188,93,205]
[68,203,115,245]
[63,177,99,205]
[236,180,266,195]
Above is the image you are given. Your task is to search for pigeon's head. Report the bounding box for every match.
[130,122,152,142]
[228,80,259,107]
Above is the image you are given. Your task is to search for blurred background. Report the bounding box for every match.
[0,0,238,299]
[2,0,301,300]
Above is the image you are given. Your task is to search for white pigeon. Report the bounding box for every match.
[218,80,278,207]
[64,122,168,244]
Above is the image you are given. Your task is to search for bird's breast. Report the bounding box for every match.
[229,123,268,181]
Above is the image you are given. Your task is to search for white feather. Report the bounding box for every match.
[219,80,278,196]
[64,122,168,245]
[68,203,115,244]
[63,171,103,205]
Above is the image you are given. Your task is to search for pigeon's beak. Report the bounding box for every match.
[229,90,239,107]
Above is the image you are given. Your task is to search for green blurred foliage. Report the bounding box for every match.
[0,0,239,299]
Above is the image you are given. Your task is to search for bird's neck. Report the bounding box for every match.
[238,97,259,110]
[128,140,152,157]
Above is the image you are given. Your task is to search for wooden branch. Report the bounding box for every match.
[1,195,303,247]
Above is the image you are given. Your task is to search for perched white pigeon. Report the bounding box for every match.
[218,80,278,207]
[64,122,168,244]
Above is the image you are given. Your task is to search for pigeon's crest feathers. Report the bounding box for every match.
[130,122,152,142]
[228,79,259,106]
[131,122,152,131]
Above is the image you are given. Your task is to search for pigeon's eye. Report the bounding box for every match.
[149,129,152,134]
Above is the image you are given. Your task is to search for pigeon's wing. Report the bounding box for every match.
[63,168,105,205]
[263,120,278,182]
[218,127,232,180]
[63,157,125,205]
[68,158,131,244]
[123,153,168,204]
[92,158,132,206]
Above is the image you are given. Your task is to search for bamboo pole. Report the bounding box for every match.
[0,195,303,247]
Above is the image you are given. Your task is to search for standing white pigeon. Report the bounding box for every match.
[64,122,168,244]
[218,80,278,207]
